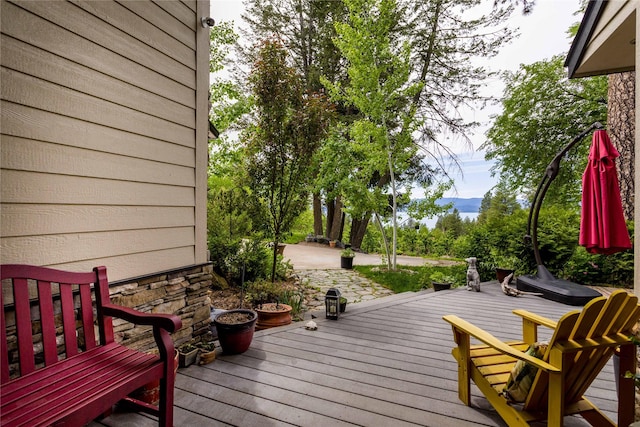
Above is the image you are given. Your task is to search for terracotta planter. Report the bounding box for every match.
[131,350,179,405]
[340,256,354,269]
[214,309,257,355]
[255,303,292,330]
[329,240,336,248]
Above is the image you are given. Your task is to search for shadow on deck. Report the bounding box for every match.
[93,282,620,427]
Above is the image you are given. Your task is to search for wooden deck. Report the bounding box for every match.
[94,282,620,427]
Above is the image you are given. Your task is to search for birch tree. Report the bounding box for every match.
[322,0,421,269]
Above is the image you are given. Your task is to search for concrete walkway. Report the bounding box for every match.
[282,241,456,269]
[282,242,452,313]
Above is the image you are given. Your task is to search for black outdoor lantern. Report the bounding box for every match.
[325,288,341,320]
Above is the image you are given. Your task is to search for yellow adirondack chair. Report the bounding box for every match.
[443,289,639,426]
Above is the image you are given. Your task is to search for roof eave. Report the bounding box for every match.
[565,0,608,79]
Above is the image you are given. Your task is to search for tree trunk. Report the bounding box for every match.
[312,193,323,236]
[326,198,335,238]
[608,72,635,220]
[329,195,343,241]
[350,214,371,250]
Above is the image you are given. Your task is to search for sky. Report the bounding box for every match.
[209,0,583,199]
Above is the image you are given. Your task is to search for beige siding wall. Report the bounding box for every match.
[1,0,210,281]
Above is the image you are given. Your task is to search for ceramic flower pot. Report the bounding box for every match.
[214,309,257,355]
[255,303,292,330]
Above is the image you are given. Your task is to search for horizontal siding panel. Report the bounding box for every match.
[1,36,195,128]
[70,0,195,69]
[2,136,195,187]
[12,0,195,88]
[1,103,194,167]
[116,0,196,51]
[49,247,196,282]
[1,68,194,147]
[181,0,196,13]
[0,227,195,266]
[1,205,195,237]
[0,1,193,107]
[153,0,196,28]
[1,170,195,206]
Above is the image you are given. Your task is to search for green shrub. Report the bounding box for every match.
[209,237,270,286]
[245,278,285,307]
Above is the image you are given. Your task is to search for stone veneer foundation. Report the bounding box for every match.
[109,263,215,351]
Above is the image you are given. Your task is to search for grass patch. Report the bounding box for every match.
[353,263,467,294]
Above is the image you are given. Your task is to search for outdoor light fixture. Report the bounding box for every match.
[201,16,215,28]
[325,288,341,320]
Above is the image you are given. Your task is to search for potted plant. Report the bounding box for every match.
[247,279,293,330]
[213,309,258,354]
[254,302,292,330]
[196,341,216,365]
[340,248,355,269]
[329,240,337,248]
[430,271,455,291]
[177,342,199,368]
[492,254,519,282]
[339,296,347,313]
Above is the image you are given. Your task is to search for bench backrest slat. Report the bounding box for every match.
[60,283,79,356]
[37,280,59,366]
[80,284,97,350]
[1,282,8,383]
[13,278,36,376]
[2,265,114,382]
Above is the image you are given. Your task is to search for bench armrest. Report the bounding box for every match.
[443,314,559,373]
[102,303,182,333]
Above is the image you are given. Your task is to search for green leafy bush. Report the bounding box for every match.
[209,237,270,286]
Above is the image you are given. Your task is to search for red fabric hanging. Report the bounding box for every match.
[579,129,631,254]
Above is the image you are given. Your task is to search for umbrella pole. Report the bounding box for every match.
[517,122,606,305]
[524,121,604,272]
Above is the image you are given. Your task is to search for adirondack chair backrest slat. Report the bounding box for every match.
[568,292,638,403]
[524,310,580,409]
[524,290,639,411]
[1,265,113,382]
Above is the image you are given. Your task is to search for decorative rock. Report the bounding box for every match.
[305,320,317,330]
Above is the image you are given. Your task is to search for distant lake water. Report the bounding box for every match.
[419,212,480,230]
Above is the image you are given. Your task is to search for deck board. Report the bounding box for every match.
[96,282,621,426]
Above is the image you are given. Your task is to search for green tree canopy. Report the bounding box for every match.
[483,55,607,204]
[246,38,332,280]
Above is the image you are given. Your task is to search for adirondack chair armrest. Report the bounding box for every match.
[443,315,560,373]
[102,303,182,333]
[512,309,557,329]
[512,309,558,344]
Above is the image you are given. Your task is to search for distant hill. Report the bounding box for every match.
[435,197,482,213]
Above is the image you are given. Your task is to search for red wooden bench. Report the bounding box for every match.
[1,264,182,427]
